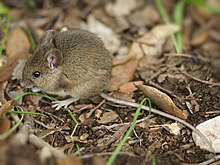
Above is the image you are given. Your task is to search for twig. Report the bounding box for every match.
[198,154,220,165]
[85,99,106,118]
[179,69,220,87]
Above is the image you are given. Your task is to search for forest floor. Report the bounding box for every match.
[0,0,220,165]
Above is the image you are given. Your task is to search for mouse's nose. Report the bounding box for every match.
[20,79,33,88]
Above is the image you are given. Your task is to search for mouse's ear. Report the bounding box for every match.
[46,49,63,69]
[39,30,54,45]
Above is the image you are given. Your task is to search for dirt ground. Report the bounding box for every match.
[0,0,220,165]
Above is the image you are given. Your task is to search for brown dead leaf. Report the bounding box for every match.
[0,28,30,82]
[97,111,118,124]
[5,28,31,58]
[0,56,22,82]
[11,59,27,80]
[0,100,14,146]
[191,31,209,46]
[93,8,129,32]
[87,15,120,53]
[127,5,160,27]
[128,24,180,57]
[136,84,188,120]
[56,155,82,165]
[97,125,129,150]
[106,58,139,91]
[105,0,137,17]
[0,100,14,117]
[112,91,135,103]
[119,81,144,94]
[0,117,11,138]
[78,113,94,125]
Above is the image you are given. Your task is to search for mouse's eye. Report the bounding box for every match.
[33,71,40,78]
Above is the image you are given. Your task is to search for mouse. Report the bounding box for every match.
[21,29,112,110]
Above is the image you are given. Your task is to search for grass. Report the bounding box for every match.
[173,0,186,53]
[25,0,36,8]
[107,98,152,165]
[155,0,182,53]
[186,0,220,14]
[67,109,79,142]
[8,109,48,117]
[0,3,10,15]
[14,91,57,102]
[76,144,81,156]
[155,0,220,54]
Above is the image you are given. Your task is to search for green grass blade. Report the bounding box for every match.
[186,0,220,14]
[67,109,79,142]
[107,98,149,165]
[14,92,57,102]
[25,0,36,8]
[0,4,10,14]
[76,144,81,156]
[8,109,48,117]
[173,0,186,53]
[155,0,182,53]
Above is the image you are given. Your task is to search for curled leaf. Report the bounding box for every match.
[136,84,187,120]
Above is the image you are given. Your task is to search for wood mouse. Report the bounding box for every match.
[21,29,112,110]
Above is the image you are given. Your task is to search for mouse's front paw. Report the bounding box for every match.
[52,97,79,110]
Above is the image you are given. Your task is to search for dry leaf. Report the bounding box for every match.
[5,28,31,58]
[106,58,139,91]
[0,100,14,117]
[191,31,209,46]
[119,81,144,94]
[127,5,160,27]
[162,123,181,135]
[105,0,137,17]
[0,28,30,82]
[86,14,120,53]
[0,117,11,138]
[0,56,22,82]
[136,84,188,120]
[112,91,135,103]
[128,24,180,57]
[12,59,27,80]
[97,111,118,124]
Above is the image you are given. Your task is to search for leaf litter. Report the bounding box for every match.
[0,0,220,165]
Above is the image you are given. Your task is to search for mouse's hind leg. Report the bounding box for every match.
[52,97,79,110]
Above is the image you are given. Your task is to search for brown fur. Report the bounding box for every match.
[22,29,112,98]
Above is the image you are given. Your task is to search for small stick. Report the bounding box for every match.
[179,69,220,87]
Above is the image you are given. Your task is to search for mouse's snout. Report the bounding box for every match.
[20,79,34,88]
